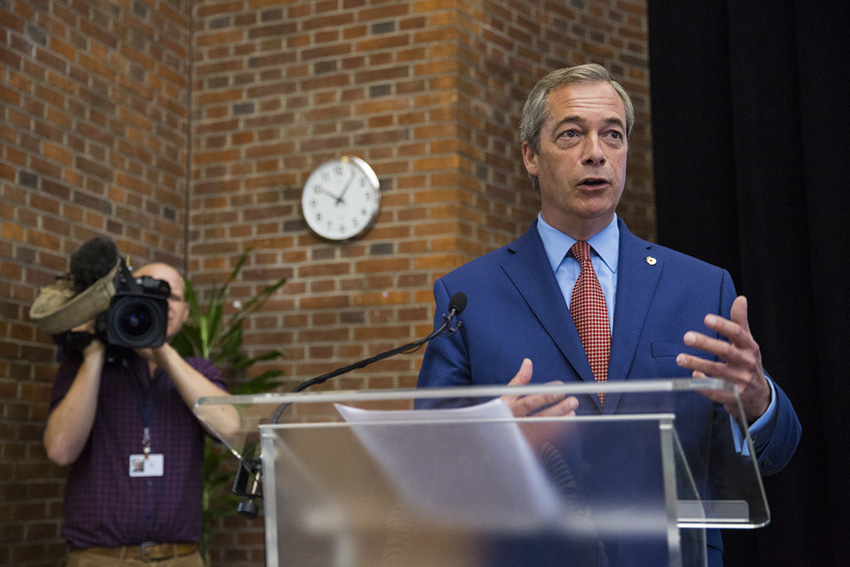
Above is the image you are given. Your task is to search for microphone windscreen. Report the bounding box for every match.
[448,292,467,314]
[70,237,119,293]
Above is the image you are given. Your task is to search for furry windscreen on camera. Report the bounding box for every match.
[29,237,171,349]
[70,236,119,293]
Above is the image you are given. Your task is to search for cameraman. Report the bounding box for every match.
[43,262,237,566]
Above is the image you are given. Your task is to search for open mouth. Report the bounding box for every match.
[580,177,608,187]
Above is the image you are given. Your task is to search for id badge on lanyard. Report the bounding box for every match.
[130,426,164,477]
[128,359,165,478]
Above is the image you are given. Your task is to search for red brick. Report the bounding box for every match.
[4,1,654,565]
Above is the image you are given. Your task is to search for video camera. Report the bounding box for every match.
[29,237,172,352]
[94,259,171,349]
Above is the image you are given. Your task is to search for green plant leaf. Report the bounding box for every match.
[175,248,287,566]
[234,370,285,395]
[233,349,283,370]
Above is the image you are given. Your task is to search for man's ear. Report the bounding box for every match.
[521,141,539,176]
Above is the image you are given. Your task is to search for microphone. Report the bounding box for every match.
[70,236,119,293]
[446,291,467,318]
[271,292,467,423]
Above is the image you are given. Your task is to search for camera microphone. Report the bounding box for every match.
[70,236,119,293]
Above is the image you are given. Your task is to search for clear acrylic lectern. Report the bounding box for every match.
[195,378,769,567]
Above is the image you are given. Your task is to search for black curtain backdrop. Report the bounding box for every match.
[648,1,850,566]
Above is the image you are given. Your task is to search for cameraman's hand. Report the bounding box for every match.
[71,320,105,360]
[82,335,105,359]
[71,319,96,334]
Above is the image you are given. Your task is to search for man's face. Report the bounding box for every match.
[133,263,188,341]
[522,81,628,240]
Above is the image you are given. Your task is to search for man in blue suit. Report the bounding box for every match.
[416,64,801,566]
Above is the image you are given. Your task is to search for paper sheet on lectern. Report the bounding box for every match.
[335,399,564,530]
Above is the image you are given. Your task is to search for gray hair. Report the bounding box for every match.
[520,64,635,157]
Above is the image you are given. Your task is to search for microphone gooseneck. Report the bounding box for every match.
[271,291,467,423]
[240,292,467,517]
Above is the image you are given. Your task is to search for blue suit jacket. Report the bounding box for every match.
[417,218,801,564]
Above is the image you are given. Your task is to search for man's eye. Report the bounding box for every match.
[607,130,623,139]
[561,129,579,138]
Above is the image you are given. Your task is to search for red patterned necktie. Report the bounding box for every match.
[569,241,610,405]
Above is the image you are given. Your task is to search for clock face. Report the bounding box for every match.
[301,156,381,241]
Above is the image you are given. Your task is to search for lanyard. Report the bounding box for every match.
[123,357,163,460]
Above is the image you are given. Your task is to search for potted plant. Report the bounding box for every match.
[172,250,287,565]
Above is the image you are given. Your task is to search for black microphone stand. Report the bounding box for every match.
[271,298,465,423]
[234,293,467,517]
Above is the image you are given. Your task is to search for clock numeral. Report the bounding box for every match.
[315,213,322,222]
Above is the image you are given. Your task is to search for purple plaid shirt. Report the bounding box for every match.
[49,350,225,549]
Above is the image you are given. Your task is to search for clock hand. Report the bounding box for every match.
[335,171,356,205]
[313,186,340,201]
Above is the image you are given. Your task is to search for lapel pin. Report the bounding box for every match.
[646,256,657,266]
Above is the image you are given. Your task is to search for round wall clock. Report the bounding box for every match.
[301,156,381,241]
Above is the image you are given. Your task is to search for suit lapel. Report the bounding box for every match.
[500,223,597,386]
[500,220,663,414]
[604,219,663,413]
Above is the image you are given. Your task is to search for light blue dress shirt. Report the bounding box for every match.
[537,212,619,332]
[535,212,776,449]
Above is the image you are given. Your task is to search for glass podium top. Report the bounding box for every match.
[195,378,769,530]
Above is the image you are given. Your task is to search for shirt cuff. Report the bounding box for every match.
[731,378,777,456]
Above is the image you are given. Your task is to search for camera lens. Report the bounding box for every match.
[118,302,154,336]
[107,295,168,348]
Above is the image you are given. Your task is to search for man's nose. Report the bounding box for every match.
[581,135,606,164]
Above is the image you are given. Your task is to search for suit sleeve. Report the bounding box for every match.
[754,379,801,475]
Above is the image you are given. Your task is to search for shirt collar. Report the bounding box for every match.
[537,213,620,273]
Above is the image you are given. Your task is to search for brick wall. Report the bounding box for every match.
[0,0,191,564]
[189,0,654,387]
[1,0,652,565]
